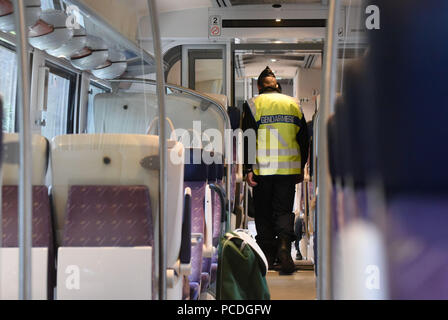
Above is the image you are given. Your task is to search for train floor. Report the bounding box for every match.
[267,269,316,300]
[247,221,317,300]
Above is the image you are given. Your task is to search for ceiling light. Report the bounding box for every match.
[270,59,278,62]
[275,18,282,22]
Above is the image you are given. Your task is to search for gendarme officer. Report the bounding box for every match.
[242,67,309,274]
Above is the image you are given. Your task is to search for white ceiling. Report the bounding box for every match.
[154,0,363,12]
[156,0,213,13]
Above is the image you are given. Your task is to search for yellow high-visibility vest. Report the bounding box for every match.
[248,92,303,176]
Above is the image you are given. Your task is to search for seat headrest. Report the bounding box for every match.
[2,133,49,185]
[184,148,209,182]
[206,153,224,181]
[227,106,241,131]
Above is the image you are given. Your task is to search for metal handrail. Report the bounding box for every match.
[147,0,168,301]
[14,0,33,300]
[317,0,340,300]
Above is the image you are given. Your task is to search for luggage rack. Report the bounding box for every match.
[63,0,168,72]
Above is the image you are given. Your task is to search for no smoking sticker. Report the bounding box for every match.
[209,15,222,38]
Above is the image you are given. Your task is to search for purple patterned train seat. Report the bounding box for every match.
[183,148,209,300]
[63,186,153,247]
[185,181,206,300]
[199,159,226,296]
[63,185,154,298]
[1,133,53,299]
[51,134,185,300]
[1,186,55,300]
[208,182,227,289]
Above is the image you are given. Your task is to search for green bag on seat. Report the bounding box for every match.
[216,231,270,300]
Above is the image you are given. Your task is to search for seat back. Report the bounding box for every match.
[2,133,51,247]
[183,148,209,300]
[2,133,48,185]
[2,186,52,248]
[50,134,184,268]
[1,133,54,299]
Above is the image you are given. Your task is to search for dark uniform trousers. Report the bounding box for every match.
[253,174,297,251]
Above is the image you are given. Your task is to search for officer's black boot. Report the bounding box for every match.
[277,236,295,274]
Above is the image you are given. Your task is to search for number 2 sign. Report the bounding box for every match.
[209,15,222,38]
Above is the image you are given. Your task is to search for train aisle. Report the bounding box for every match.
[267,270,316,300]
[247,221,316,300]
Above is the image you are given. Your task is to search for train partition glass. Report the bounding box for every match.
[89,80,227,156]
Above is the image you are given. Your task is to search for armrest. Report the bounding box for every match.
[208,183,227,243]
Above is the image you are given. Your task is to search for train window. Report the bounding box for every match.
[164,46,182,86]
[167,60,181,86]
[188,49,224,95]
[41,63,77,140]
[40,0,55,9]
[86,82,110,133]
[0,43,17,132]
[41,0,68,10]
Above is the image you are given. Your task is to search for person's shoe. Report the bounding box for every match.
[277,236,295,274]
[295,251,303,261]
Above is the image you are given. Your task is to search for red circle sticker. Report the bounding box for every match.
[211,25,220,36]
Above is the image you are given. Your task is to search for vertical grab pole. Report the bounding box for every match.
[244,182,249,229]
[317,0,340,300]
[227,156,232,232]
[13,0,33,300]
[225,115,233,233]
[148,0,167,300]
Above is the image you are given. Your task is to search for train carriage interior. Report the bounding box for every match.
[0,0,447,301]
